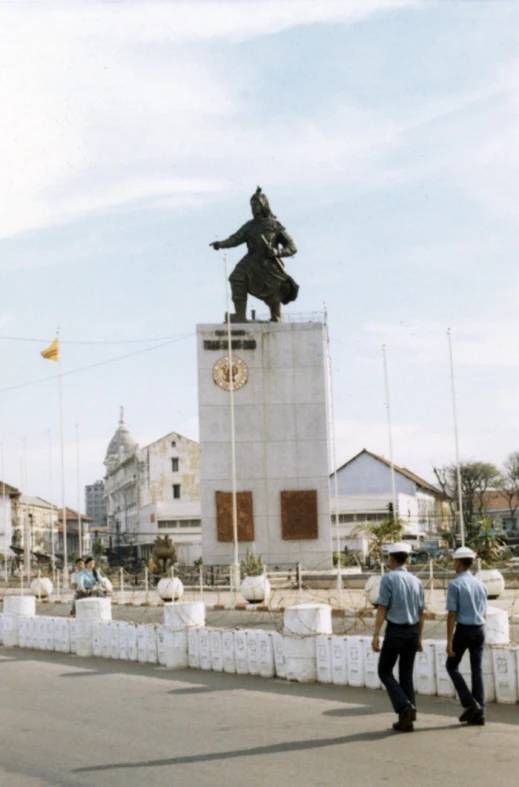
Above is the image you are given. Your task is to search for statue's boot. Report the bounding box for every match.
[230,300,247,323]
[268,300,282,322]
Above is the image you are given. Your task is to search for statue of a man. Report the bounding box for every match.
[210,186,298,322]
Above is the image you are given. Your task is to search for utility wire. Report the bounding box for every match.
[0,332,187,345]
[0,333,195,394]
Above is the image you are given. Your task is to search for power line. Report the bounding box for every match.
[0,333,195,395]
[0,332,187,345]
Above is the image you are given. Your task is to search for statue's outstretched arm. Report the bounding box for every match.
[276,228,297,259]
[210,226,247,251]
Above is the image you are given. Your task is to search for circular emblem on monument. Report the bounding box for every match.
[213,356,248,391]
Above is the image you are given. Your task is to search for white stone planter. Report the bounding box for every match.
[157,577,184,602]
[30,577,53,599]
[476,569,505,599]
[240,574,271,604]
[365,575,382,606]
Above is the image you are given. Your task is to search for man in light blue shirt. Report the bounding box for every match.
[372,542,425,733]
[446,546,488,726]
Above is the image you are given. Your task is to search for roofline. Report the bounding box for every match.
[333,448,442,496]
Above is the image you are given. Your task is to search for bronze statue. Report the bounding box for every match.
[210,186,299,322]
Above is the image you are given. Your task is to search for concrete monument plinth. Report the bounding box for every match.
[197,321,332,569]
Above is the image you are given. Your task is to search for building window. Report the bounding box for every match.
[173,484,181,499]
[171,457,179,472]
[179,519,201,528]
[171,441,176,447]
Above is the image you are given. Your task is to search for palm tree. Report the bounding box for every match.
[352,518,405,564]
[468,516,505,566]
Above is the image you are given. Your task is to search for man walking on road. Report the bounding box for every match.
[446,546,488,726]
[372,542,425,733]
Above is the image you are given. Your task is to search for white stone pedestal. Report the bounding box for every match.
[197,321,332,569]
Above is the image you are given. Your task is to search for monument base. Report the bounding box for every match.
[197,321,332,570]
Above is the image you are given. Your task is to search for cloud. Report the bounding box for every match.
[0,1,420,239]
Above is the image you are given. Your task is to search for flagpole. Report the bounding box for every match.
[76,422,82,556]
[224,254,240,594]
[382,345,398,520]
[447,328,465,547]
[1,441,7,582]
[48,429,56,583]
[57,327,68,586]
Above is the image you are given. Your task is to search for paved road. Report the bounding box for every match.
[1,648,518,787]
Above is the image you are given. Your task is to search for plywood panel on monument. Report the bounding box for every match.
[216,491,254,542]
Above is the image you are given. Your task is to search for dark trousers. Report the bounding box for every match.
[445,624,485,713]
[378,622,419,713]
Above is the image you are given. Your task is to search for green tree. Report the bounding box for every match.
[499,452,519,525]
[433,461,502,537]
[468,516,505,566]
[92,538,105,560]
[352,518,404,564]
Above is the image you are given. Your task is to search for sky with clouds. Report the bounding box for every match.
[1,0,519,508]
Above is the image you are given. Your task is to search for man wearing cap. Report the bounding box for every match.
[446,546,488,725]
[372,542,425,733]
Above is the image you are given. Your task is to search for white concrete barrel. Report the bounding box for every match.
[363,638,382,690]
[137,625,148,663]
[316,635,333,683]
[156,626,166,666]
[18,617,29,648]
[188,627,200,669]
[2,614,19,647]
[164,628,189,669]
[346,636,365,687]
[163,601,205,630]
[222,630,236,674]
[476,569,505,599]
[413,640,436,696]
[75,621,94,657]
[118,622,129,660]
[331,636,349,686]
[3,595,36,617]
[365,575,382,606]
[246,629,260,676]
[272,631,286,679]
[234,630,248,675]
[258,631,275,679]
[198,628,212,670]
[76,597,112,622]
[126,624,138,661]
[100,621,111,658]
[433,640,456,697]
[109,621,120,659]
[30,578,53,599]
[284,636,317,683]
[492,646,518,704]
[210,630,223,672]
[485,605,510,645]
[283,604,332,637]
[157,577,184,602]
[146,625,158,664]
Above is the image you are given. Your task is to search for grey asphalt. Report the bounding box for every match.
[1,649,518,787]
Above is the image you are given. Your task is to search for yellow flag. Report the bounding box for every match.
[40,337,60,362]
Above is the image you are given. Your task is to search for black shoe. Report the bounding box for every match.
[467,711,485,726]
[393,704,414,732]
[459,703,481,723]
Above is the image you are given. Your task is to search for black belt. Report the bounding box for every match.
[386,620,418,628]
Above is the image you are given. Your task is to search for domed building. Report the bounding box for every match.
[102,408,202,563]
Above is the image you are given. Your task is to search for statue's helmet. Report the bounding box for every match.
[250,186,271,216]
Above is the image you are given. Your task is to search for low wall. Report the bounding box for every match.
[1,602,518,706]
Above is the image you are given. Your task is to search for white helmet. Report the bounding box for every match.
[388,542,412,555]
[453,546,476,559]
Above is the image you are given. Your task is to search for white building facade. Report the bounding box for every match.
[104,410,201,564]
[0,481,19,557]
[330,450,445,560]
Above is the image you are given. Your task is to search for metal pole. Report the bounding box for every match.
[199,563,204,601]
[120,566,125,604]
[382,345,398,521]
[429,559,435,609]
[145,566,149,604]
[57,328,68,586]
[38,568,42,603]
[326,315,343,606]
[48,429,56,585]
[447,329,465,547]
[76,423,82,557]
[1,441,7,588]
[297,562,303,604]
[224,254,240,593]
[56,569,60,602]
